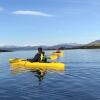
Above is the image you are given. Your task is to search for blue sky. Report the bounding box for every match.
[0,0,100,46]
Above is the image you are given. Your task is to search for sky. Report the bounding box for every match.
[0,0,100,46]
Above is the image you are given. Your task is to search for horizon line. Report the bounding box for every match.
[0,40,97,47]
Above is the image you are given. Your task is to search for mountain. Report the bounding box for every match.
[52,43,81,48]
[0,49,11,52]
[0,46,38,51]
[86,40,100,46]
[47,43,82,50]
[0,43,81,51]
[0,45,50,51]
[1,40,100,51]
[78,40,100,49]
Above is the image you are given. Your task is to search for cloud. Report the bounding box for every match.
[0,7,4,11]
[12,10,53,17]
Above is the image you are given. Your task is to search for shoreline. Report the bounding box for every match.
[0,50,12,52]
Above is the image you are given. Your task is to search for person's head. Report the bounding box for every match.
[56,48,61,53]
[38,47,43,53]
[57,48,60,51]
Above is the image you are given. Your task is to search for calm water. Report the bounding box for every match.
[0,49,100,100]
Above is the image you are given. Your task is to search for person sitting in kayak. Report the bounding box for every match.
[27,47,47,62]
[51,48,62,60]
[54,48,61,53]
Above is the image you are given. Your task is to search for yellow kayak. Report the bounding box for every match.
[9,58,65,71]
[49,52,64,57]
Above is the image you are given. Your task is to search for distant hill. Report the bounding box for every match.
[0,46,38,51]
[0,49,11,52]
[78,40,100,49]
[0,43,81,51]
[0,40,100,51]
[86,40,100,46]
[0,45,49,51]
[47,43,82,50]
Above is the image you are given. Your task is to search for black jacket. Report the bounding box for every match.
[27,53,47,62]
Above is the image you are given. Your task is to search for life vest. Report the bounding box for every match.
[40,53,46,61]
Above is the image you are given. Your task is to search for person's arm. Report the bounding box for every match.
[32,53,40,62]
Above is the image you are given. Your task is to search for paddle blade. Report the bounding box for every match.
[50,55,58,60]
[48,52,64,57]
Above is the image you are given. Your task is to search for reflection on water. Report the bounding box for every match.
[10,64,65,85]
[31,70,46,84]
[10,66,47,84]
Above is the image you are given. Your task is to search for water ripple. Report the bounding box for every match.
[0,50,100,100]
